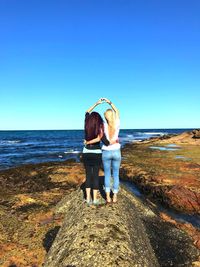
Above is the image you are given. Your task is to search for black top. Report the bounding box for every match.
[84,112,110,150]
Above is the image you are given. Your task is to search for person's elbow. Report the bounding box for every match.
[104,140,110,146]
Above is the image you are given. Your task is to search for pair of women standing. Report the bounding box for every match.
[82,98,121,205]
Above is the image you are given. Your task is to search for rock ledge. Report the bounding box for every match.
[43,188,159,267]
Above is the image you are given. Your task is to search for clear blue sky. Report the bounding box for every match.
[0,0,200,130]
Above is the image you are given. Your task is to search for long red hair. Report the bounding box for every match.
[85,112,104,141]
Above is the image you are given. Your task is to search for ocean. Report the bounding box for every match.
[0,129,192,170]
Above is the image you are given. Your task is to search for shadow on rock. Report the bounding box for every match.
[143,218,199,266]
[99,175,106,199]
[43,226,61,252]
[80,176,106,200]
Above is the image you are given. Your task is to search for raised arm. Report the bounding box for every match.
[102,98,120,118]
[86,99,102,113]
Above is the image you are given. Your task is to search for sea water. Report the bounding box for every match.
[0,129,192,170]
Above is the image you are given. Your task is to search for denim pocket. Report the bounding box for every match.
[102,150,111,159]
[113,149,121,160]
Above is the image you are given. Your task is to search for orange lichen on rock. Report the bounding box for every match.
[121,132,200,214]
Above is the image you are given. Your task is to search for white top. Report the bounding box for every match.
[102,118,121,151]
[82,147,102,154]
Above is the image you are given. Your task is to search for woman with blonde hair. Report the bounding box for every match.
[101,98,121,203]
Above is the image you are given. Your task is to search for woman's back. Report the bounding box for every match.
[102,116,120,151]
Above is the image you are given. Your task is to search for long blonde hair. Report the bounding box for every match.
[104,109,117,140]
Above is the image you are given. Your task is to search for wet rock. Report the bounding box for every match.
[120,131,200,215]
[166,186,200,213]
[120,162,200,214]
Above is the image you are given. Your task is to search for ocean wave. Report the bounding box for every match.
[120,135,143,140]
[64,150,81,154]
[0,129,188,171]
[120,137,135,141]
[0,140,22,145]
[126,134,134,138]
[143,132,165,135]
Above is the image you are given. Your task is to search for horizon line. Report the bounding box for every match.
[0,127,198,132]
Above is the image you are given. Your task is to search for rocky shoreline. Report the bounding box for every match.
[121,131,200,215]
[0,161,85,267]
[0,131,200,266]
[120,131,200,251]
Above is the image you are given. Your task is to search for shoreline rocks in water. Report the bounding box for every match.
[193,129,200,139]
[140,130,200,145]
[121,131,200,215]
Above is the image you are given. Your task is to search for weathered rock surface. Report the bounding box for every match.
[44,187,200,267]
[119,130,200,256]
[0,161,85,267]
[120,163,200,214]
[0,160,84,195]
[44,188,159,267]
[0,158,199,266]
[193,129,200,139]
[140,131,200,145]
[165,185,200,213]
[120,131,200,214]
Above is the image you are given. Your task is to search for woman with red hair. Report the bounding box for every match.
[82,99,110,205]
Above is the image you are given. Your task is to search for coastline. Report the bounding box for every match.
[0,128,192,171]
[120,130,200,251]
[121,131,200,214]
[0,130,200,266]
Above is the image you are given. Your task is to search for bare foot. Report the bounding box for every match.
[106,192,111,203]
[113,194,117,203]
[106,197,112,203]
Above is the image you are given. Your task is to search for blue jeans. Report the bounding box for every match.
[102,149,121,193]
